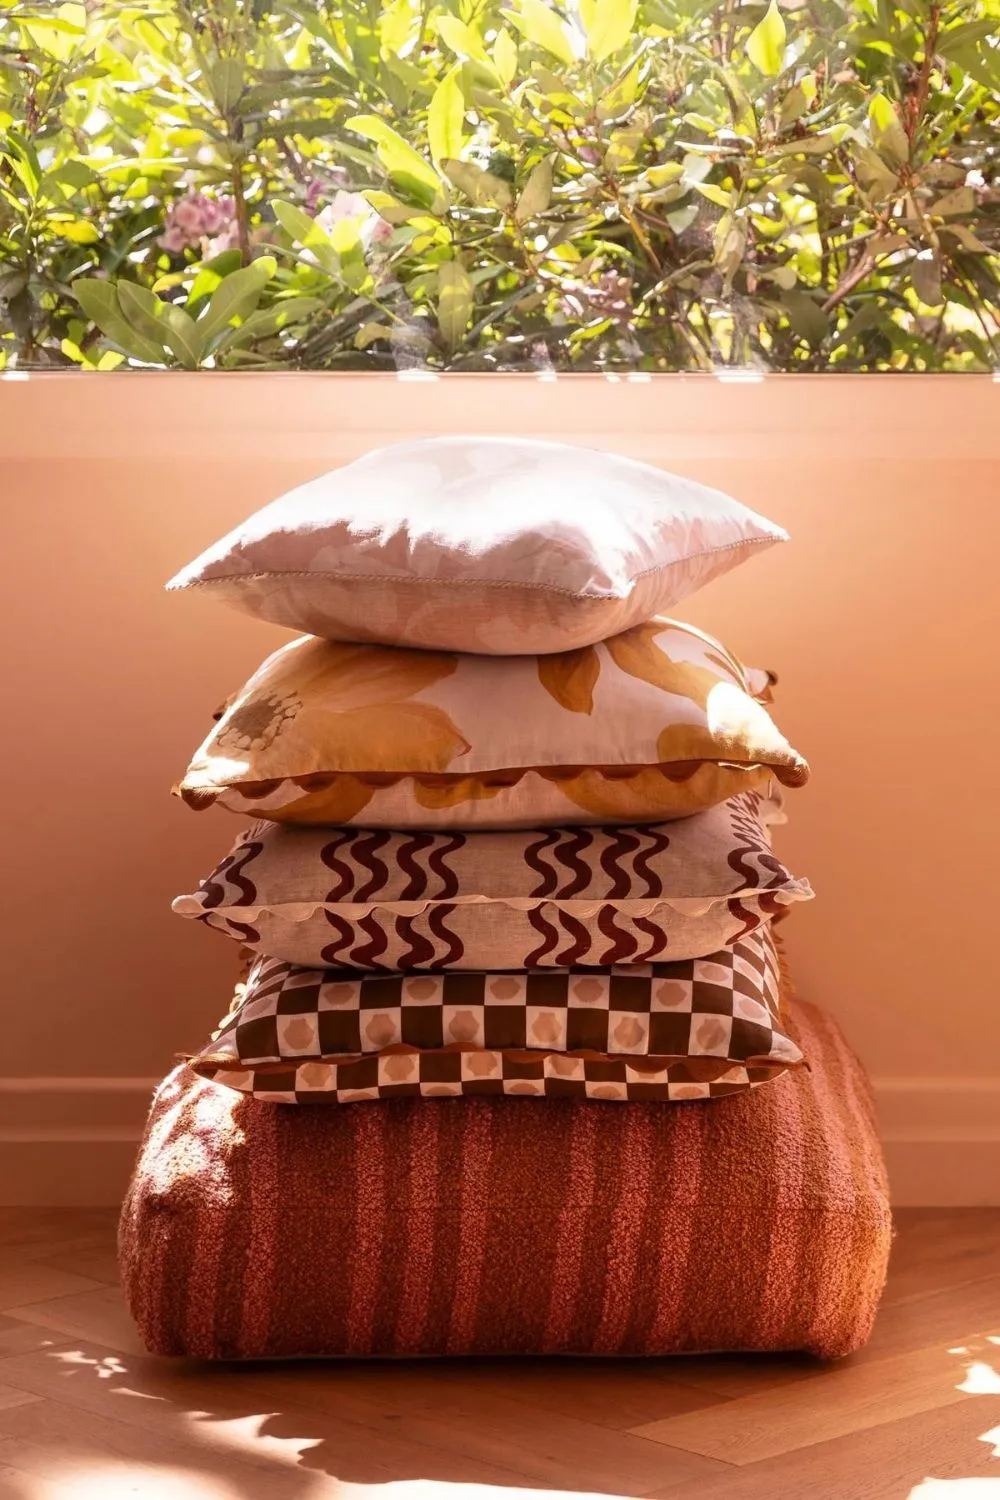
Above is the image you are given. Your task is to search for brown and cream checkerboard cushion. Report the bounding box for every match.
[120,977,891,1360]
[187,925,803,1102]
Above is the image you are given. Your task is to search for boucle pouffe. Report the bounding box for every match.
[119,991,890,1361]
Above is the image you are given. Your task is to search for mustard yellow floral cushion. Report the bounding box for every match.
[177,618,809,829]
[167,436,787,655]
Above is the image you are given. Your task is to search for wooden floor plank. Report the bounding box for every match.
[32,1246,121,1286]
[0,1264,107,1313]
[880,1210,1000,1306]
[315,1355,731,1429]
[3,1285,148,1355]
[645,1388,1000,1499]
[0,1397,316,1498]
[629,1336,1000,1465]
[250,1360,729,1493]
[0,1314,70,1357]
[0,1341,577,1493]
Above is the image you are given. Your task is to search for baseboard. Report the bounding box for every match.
[0,1077,155,1206]
[872,1078,1000,1207]
[0,1076,997,1207]
[0,1140,141,1207]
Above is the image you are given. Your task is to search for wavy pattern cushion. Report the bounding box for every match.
[119,987,891,1360]
[172,790,813,969]
[188,926,803,1103]
[177,620,808,829]
[167,436,787,654]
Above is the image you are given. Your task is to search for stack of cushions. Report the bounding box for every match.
[119,435,891,1359]
[169,436,813,1104]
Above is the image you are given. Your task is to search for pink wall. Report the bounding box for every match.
[1,373,997,1205]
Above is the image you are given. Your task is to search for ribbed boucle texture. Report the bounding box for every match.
[119,994,890,1361]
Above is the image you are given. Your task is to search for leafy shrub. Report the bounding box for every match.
[0,0,997,371]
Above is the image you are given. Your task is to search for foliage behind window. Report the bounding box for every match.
[1,0,997,371]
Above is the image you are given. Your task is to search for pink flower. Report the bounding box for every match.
[158,225,191,254]
[204,222,243,258]
[314,190,372,228]
[158,191,238,254]
[200,195,236,235]
[304,169,349,213]
[307,191,392,260]
[172,195,206,232]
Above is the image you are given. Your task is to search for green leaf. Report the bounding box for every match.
[931,187,975,218]
[941,224,989,254]
[273,200,339,272]
[42,160,97,195]
[854,146,899,199]
[186,251,243,308]
[363,190,419,226]
[713,214,746,285]
[770,133,841,158]
[442,159,513,210]
[910,250,943,308]
[4,152,38,201]
[504,0,576,68]
[216,297,325,351]
[354,320,390,349]
[208,56,244,114]
[681,154,713,188]
[766,263,798,290]
[71,279,167,365]
[428,72,466,167]
[580,0,638,64]
[438,261,473,348]
[46,217,100,244]
[666,203,699,234]
[695,182,732,209]
[746,0,786,77]
[157,302,204,370]
[493,29,519,86]
[605,125,645,171]
[515,156,554,223]
[780,289,828,345]
[596,60,643,120]
[436,15,490,64]
[196,256,278,346]
[380,0,416,57]
[868,94,909,169]
[117,282,201,370]
[779,75,816,127]
[347,114,445,210]
[937,19,997,56]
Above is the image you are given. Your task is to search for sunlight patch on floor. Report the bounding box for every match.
[19,1465,250,1499]
[909,1483,1000,1498]
[336,1485,620,1500]
[958,1364,1000,1396]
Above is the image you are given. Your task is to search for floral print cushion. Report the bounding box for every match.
[177,618,808,829]
[167,436,787,655]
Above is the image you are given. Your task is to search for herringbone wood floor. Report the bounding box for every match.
[0,1208,995,1499]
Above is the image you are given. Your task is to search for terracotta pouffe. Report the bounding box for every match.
[119,967,891,1362]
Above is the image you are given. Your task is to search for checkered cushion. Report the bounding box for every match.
[188,925,803,1103]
